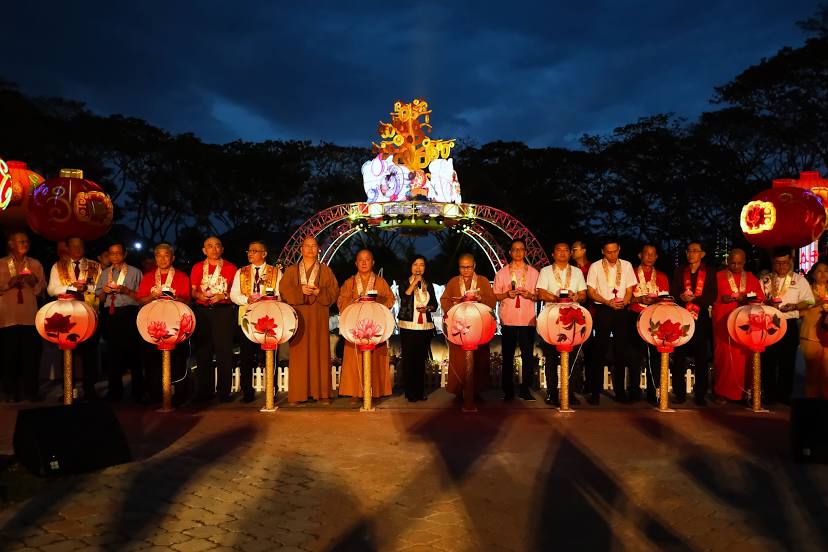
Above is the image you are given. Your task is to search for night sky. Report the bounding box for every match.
[4,1,818,148]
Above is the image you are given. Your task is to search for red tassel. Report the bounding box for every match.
[515,295,521,308]
[418,311,424,324]
[109,295,116,315]
[17,287,23,304]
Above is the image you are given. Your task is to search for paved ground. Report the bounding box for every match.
[1,388,827,552]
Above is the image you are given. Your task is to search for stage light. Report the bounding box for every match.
[134,242,143,250]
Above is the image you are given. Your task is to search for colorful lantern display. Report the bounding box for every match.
[740,185,826,249]
[241,298,298,412]
[636,298,696,411]
[537,299,593,412]
[0,161,45,227]
[727,303,787,412]
[26,168,114,241]
[35,295,98,404]
[0,158,12,212]
[339,296,395,411]
[444,299,497,412]
[136,297,196,411]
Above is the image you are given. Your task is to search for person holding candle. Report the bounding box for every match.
[0,232,45,402]
[801,261,828,398]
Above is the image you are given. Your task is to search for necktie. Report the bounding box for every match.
[73,261,81,280]
[254,267,261,294]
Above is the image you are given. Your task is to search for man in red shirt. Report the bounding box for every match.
[190,236,237,402]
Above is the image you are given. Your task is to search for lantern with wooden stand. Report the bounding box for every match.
[444,298,497,412]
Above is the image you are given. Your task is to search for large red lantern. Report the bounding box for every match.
[0,160,45,227]
[444,299,497,413]
[727,303,787,412]
[740,185,826,249]
[26,168,114,241]
[35,295,98,404]
[339,295,395,412]
[136,297,196,411]
[789,172,828,218]
[537,298,592,411]
[0,158,12,212]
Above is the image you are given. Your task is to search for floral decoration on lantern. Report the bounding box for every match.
[0,158,12,211]
[537,302,593,352]
[727,304,786,352]
[242,300,298,350]
[740,201,776,234]
[444,301,497,351]
[26,168,114,241]
[339,298,395,351]
[35,295,98,350]
[636,298,696,352]
[137,297,196,351]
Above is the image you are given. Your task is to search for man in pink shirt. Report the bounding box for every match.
[494,239,540,401]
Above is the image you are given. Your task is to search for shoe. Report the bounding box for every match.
[614,391,629,404]
[544,392,556,406]
[587,393,600,405]
[319,398,332,405]
[502,393,514,402]
[349,397,360,405]
[713,396,728,406]
[104,393,122,403]
[240,393,255,404]
[694,396,707,407]
[673,395,687,405]
[518,390,536,402]
[568,395,581,406]
[646,393,657,406]
[628,392,642,403]
[218,394,233,403]
[420,395,428,401]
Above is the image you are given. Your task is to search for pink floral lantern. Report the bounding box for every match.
[339,297,395,352]
[636,298,695,353]
[727,304,786,353]
[35,295,98,404]
[537,301,593,353]
[242,299,298,350]
[136,297,196,350]
[444,301,497,351]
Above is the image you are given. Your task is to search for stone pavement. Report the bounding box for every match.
[1,391,827,551]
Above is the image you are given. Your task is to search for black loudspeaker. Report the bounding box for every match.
[791,398,828,463]
[13,402,132,476]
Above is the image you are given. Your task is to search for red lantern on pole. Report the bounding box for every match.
[444,300,497,412]
[636,298,695,411]
[339,295,395,412]
[727,303,787,412]
[0,161,45,228]
[136,297,196,411]
[537,298,592,412]
[26,168,114,241]
[241,298,298,412]
[35,295,98,404]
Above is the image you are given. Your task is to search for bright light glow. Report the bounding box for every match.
[134,242,143,250]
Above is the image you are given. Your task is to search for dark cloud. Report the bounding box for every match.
[3,1,817,148]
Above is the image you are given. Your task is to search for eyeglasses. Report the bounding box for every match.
[686,249,703,254]
[246,249,266,254]
[459,265,474,269]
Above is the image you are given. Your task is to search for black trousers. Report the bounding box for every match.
[77,330,100,398]
[629,337,661,399]
[501,325,536,395]
[194,304,236,399]
[400,328,432,400]
[589,306,636,397]
[238,329,263,399]
[99,305,142,400]
[761,320,799,404]
[542,341,586,397]
[1,325,41,400]
[673,316,712,400]
[144,342,191,403]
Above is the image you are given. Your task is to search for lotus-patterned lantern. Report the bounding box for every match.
[26,168,114,241]
[740,185,826,249]
[0,160,45,227]
[444,300,497,412]
[537,298,593,411]
[35,295,98,404]
[727,303,787,412]
[136,297,196,411]
[635,298,696,411]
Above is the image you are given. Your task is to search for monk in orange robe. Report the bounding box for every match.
[440,254,497,396]
[712,248,764,402]
[337,249,396,401]
[280,237,339,405]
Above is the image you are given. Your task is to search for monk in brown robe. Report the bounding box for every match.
[337,249,396,402]
[440,253,497,396]
[280,237,339,405]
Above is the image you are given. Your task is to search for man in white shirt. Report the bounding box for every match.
[760,247,815,405]
[586,239,637,405]
[229,241,282,403]
[537,243,587,406]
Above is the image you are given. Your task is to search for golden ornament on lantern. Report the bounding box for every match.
[444,299,497,412]
[136,297,196,411]
[727,303,787,412]
[242,298,298,412]
[339,293,395,412]
[537,296,593,412]
[35,295,98,404]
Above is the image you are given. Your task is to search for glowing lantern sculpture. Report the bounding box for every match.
[537,298,592,412]
[727,303,786,412]
[0,161,45,227]
[444,299,497,412]
[136,297,196,411]
[26,168,114,242]
[740,183,826,249]
[35,295,98,404]
[339,295,395,412]
[0,158,13,212]
[636,298,695,412]
[241,298,298,412]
